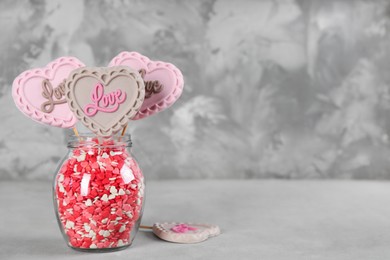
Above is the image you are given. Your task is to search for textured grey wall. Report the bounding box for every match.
[1,0,390,180]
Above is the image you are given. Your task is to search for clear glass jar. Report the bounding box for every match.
[53,134,144,252]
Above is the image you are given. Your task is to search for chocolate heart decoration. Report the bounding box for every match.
[65,66,145,136]
[152,223,220,244]
[108,52,184,120]
[12,57,85,128]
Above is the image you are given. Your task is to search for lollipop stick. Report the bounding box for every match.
[73,127,79,137]
[121,124,128,136]
[140,225,153,230]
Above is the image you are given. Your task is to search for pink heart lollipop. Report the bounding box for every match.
[12,57,85,128]
[108,52,184,120]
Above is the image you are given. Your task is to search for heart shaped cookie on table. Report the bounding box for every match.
[12,57,85,128]
[65,66,145,137]
[108,52,184,120]
[152,223,220,244]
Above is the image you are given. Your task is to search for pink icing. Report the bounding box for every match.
[171,224,198,233]
[84,83,126,116]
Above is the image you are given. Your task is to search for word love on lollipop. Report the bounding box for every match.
[40,79,67,113]
[84,83,127,117]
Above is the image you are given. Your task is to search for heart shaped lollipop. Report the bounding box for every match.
[144,223,220,244]
[12,57,85,128]
[108,52,184,120]
[65,66,145,136]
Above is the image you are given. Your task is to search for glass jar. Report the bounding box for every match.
[53,134,145,252]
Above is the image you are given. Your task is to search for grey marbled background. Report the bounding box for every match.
[2,0,390,180]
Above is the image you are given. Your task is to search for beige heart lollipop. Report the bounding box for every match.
[65,66,145,136]
[142,223,220,244]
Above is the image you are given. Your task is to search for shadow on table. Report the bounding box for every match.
[0,237,72,257]
[0,231,162,257]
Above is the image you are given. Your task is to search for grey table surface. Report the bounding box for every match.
[0,180,390,260]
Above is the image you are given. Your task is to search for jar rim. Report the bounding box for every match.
[67,133,132,148]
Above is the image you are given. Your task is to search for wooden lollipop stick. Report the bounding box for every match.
[73,127,79,137]
[121,124,128,136]
[140,225,153,230]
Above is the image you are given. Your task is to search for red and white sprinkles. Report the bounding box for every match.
[55,138,144,249]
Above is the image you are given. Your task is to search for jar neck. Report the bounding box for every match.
[67,134,132,149]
